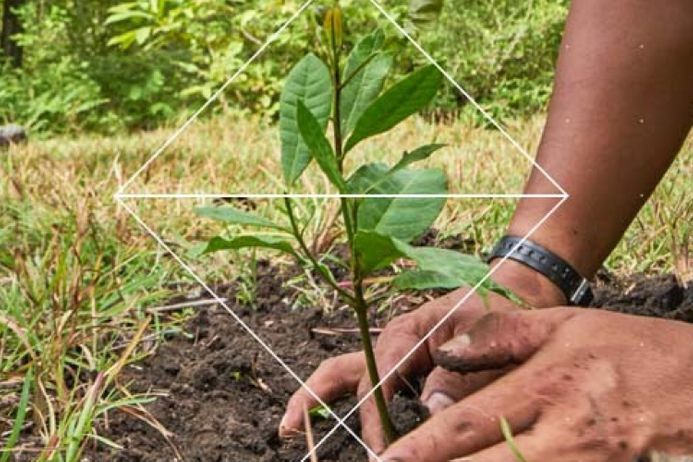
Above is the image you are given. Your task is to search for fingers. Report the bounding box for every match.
[359,290,526,452]
[467,421,638,462]
[279,352,364,437]
[358,375,392,456]
[380,370,543,462]
[465,436,556,462]
[420,367,506,414]
[358,312,439,453]
[434,308,577,373]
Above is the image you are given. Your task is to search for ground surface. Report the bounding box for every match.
[1,119,689,459]
[88,266,693,462]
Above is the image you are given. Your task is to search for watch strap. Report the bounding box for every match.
[489,235,594,306]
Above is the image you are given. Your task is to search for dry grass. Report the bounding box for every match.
[24,111,690,275]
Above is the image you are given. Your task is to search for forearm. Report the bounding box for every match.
[509,0,693,278]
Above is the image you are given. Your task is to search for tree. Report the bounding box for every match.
[1,0,24,68]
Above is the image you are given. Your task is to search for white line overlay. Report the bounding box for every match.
[116,198,382,461]
[116,193,567,200]
[366,0,567,198]
[114,0,571,460]
[300,196,567,461]
[116,0,318,197]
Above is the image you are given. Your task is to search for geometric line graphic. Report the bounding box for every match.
[113,0,570,460]
[115,199,383,461]
[117,193,566,199]
[115,0,568,199]
[300,197,566,461]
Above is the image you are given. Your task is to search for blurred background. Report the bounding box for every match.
[0,0,567,135]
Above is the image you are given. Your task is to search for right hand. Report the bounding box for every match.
[278,260,567,454]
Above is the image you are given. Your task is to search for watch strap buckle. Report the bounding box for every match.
[569,278,593,306]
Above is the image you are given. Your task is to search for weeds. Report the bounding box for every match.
[0,154,172,459]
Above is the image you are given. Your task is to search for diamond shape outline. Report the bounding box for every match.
[112,0,570,460]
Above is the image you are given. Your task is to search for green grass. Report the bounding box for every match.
[1,114,690,459]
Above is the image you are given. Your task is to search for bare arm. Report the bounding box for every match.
[508,0,693,278]
[380,2,693,460]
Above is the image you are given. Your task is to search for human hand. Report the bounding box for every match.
[380,308,693,462]
[279,261,566,454]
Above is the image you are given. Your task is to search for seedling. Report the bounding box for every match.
[197,5,508,446]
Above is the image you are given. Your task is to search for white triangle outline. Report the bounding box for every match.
[114,0,568,200]
[113,0,570,460]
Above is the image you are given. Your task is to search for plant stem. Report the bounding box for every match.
[338,52,377,91]
[284,197,356,305]
[332,49,345,170]
[329,25,397,445]
[353,275,397,445]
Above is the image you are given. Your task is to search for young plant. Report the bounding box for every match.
[197,5,506,446]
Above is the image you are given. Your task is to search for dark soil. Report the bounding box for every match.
[591,272,693,322]
[88,265,692,462]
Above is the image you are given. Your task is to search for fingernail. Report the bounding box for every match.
[439,333,471,353]
[423,391,455,414]
[380,455,404,462]
[278,415,297,438]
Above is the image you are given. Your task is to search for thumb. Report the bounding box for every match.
[433,308,577,373]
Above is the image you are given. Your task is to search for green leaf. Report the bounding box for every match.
[350,163,447,242]
[347,162,392,194]
[309,404,331,420]
[393,269,462,290]
[353,230,495,291]
[135,26,152,45]
[195,206,285,230]
[105,10,153,26]
[280,53,332,185]
[400,245,489,277]
[203,236,296,256]
[107,30,138,48]
[340,32,393,135]
[391,143,446,171]
[0,367,32,462]
[354,230,406,274]
[344,31,384,76]
[345,65,443,153]
[393,245,491,290]
[296,101,346,192]
[409,0,445,26]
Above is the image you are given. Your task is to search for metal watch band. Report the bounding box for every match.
[488,236,594,306]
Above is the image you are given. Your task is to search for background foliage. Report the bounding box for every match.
[0,0,568,136]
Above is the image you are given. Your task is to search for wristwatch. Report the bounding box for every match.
[488,235,594,306]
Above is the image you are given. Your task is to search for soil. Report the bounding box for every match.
[88,264,693,462]
[591,271,693,322]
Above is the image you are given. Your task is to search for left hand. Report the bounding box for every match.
[380,308,693,462]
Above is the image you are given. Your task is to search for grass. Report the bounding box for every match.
[1,113,691,460]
